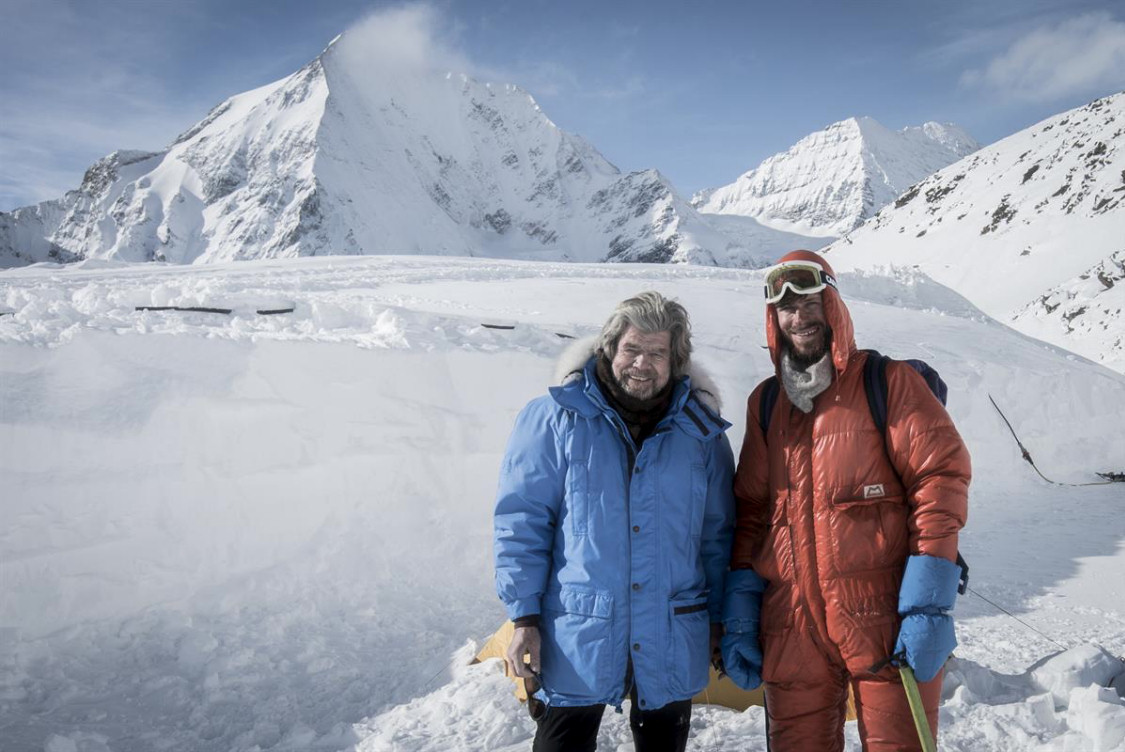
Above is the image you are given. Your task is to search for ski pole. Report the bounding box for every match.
[899,663,937,752]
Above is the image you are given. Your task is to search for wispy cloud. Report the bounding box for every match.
[960,12,1125,102]
[336,3,477,79]
[0,2,220,209]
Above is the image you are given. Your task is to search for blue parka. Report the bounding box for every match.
[494,355,735,710]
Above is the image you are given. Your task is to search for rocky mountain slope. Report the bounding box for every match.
[0,36,750,268]
[824,92,1125,372]
[693,117,979,237]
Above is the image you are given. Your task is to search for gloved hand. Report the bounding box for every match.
[894,555,961,682]
[720,568,767,690]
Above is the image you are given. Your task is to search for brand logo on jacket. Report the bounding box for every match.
[863,484,885,499]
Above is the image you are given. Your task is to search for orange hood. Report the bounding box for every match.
[764,249,856,375]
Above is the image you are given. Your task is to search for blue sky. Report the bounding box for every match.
[2,0,1124,211]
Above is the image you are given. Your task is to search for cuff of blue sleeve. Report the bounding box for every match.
[505,596,542,622]
[899,555,961,614]
[723,618,758,634]
[727,568,768,594]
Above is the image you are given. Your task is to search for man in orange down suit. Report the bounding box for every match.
[720,249,970,751]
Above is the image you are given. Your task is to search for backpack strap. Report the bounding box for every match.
[864,349,969,594]
[759,376,780,438]
[862,349,890,434]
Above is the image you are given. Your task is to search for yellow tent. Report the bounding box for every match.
[474,620,856,718]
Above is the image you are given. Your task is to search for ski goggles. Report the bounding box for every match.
[763,260,837,304]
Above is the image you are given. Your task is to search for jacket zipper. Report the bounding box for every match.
[782,405,816,632]
[608,418,672,711]
[609,414,635,712]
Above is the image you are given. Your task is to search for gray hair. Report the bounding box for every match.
[596,291,692,378]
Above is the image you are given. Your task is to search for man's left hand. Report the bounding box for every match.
[505,625,541,680]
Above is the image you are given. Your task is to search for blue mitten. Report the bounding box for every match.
[720,568,767,690]
[894,555,960,682]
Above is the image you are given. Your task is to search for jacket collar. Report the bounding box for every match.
[549,342,730,441]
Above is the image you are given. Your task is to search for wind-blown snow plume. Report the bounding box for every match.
[336,4,474,80]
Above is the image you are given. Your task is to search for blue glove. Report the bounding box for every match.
[894,555,960,682]
[720,568,767,690]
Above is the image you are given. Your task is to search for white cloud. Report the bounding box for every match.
[961,12,1125,101]
[335,3,478,80]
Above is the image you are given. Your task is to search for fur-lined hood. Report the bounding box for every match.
[552,337,723,415]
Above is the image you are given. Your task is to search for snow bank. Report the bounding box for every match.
[1068,685,1125,751]
[1031,645,1125,707]
[937,652,1125,751]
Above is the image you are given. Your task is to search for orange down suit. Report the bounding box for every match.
[731,268,971,751]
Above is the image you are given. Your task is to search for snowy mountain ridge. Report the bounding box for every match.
[0,36,751,269]
[824,91,1125,372]
[692,116,979,237]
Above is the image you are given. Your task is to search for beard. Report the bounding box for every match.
[617,369,665,400]
[784,327,832,371]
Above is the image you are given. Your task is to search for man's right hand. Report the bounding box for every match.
[721,632,763,690]
[720,569,767,690]
[505,625,541,679]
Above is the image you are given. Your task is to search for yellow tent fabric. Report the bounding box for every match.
[473,620,856,718]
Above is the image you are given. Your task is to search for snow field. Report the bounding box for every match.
[2,256,1124,751]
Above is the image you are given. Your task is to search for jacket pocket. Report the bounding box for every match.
[666,593,711,699]
[828,494,908,574]
[564,460,589,536]
[540,587,614,699]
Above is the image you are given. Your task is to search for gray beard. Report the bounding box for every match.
[781,349,834,413]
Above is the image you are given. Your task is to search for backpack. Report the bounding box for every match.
[757,349,969,594]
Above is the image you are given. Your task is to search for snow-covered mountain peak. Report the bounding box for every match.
[918,121,978,151]
[693,116,980,237]
[1,38,747,268]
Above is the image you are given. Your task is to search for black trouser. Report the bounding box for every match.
[531,687,692,752]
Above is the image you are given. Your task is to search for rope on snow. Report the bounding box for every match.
[987,394,1123,487]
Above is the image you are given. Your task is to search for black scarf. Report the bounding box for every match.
[594,354,674,443]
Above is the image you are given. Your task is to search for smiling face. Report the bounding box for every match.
[611,325,673,400]
[776,291,829,367]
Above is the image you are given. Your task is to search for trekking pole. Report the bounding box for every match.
[899,663,937,752]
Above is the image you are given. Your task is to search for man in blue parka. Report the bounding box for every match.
[494,291,735,752]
